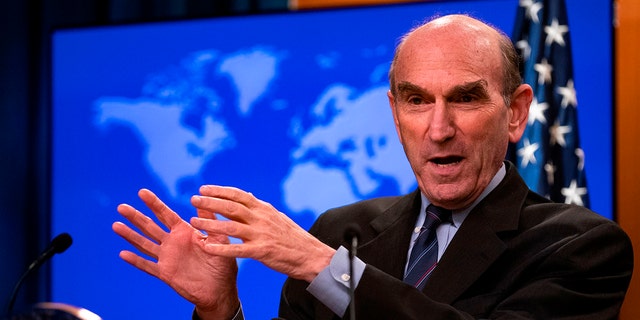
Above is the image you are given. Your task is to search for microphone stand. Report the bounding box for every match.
[343,224,360,320]
[348,234,358,320]
[5,233,72,317]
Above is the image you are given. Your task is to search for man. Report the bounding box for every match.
[112,15,633,319]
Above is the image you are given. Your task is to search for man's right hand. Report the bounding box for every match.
[112,188,240,320]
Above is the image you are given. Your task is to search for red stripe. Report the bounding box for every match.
[413,263,437,287]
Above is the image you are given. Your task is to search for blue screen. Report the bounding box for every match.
[51,0,612,318]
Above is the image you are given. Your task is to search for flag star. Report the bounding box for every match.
[557,79,578,108]
[516,39,532,61]
[575,148,585,171]
[561,179,587,206]
[544,161,556,185]
[534,59,553,84]
[549,120,572,147]
[520,0,543,24]
[517,138,539,167]
[544,18,569,46]
[528,97,548,125]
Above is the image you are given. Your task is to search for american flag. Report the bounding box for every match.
[510,0,590,208]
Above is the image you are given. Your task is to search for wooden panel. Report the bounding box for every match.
[616,0,640,319]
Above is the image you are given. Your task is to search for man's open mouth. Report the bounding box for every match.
[432,156,463,166]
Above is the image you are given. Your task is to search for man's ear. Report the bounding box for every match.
[507,84,533,143]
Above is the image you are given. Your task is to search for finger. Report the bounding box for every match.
[196,208,216,220]
[200,243,252,259]
[199,185,258,208]
[117,203,166,243]
[191,195,251,223]
[138,188,182,229]
[118,250,160,278]
[193,207,220,239]
[192,198,217,220]
[112,221,159,259]
[190,217,254,241]
[189,220,230,245]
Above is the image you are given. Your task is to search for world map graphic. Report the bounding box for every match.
[51,2,610,319]
[93,46,416,318]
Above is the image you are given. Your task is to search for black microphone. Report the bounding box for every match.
[5,233,73,317]
[343,224,361,320]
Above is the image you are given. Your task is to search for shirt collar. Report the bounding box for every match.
[420,163,507,227]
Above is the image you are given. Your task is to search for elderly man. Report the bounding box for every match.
[113,14,633,319]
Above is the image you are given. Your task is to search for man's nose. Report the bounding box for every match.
[428,102,455,143]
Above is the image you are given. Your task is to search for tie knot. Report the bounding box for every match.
[423,204,451,230]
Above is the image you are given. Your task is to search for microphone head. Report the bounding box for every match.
[343,223,362,243]
[50,233,73,254]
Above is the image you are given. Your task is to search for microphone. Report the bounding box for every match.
[343,224,361,320]
[5,233,73,317]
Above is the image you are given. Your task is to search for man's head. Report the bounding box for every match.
[387,14,532,210]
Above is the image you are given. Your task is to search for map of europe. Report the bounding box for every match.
[94,47,416,218]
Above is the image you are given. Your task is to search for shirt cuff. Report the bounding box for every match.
[306,246,365,316]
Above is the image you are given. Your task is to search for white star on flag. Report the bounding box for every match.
[516,39,531,60]
[534,58,553,84]
[561,179,587,206]
[544,18,568,46]
[575,148,585,171]
[549,120,571,147]
[517,138,539,167]
[544,162,556,185]
[520,0,543,24]
[557,79,578,108]
[528,97,549,125]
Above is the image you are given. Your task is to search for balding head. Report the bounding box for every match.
[389,15,522,105]
[385,14,532,209]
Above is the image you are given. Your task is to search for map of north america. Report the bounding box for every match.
[94,46,416,219]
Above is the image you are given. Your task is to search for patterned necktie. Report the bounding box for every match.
[403,204,452,290]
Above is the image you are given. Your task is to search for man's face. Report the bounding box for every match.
[388,20,524,210]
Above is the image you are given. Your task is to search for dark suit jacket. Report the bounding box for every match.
[278,162,633,319]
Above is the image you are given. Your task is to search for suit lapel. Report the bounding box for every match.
[356,190,421,279]
[424,163,530,303]
[340,163,530,305]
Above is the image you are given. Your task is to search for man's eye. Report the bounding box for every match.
[408,96,423,105]
[459,95,475,102]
